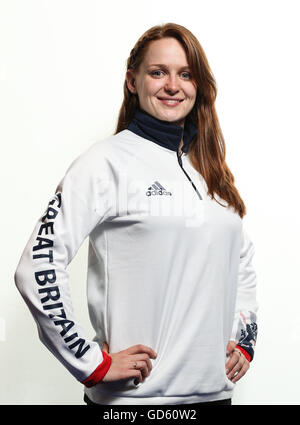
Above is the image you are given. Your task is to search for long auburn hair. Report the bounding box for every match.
[114,23,246,218]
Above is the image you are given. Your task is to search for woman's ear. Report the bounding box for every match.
[126,70,137,94]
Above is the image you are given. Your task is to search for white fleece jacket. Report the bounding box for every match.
[14,128,258,405]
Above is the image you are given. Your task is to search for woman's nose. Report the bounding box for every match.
[164,74,180,93]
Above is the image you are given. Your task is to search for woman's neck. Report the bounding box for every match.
[127,108,198,154]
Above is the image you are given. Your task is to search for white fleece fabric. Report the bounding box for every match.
[15,128,258,405]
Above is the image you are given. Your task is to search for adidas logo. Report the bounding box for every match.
[146,181,172,196]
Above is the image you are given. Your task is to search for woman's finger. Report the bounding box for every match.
[226,340,236,357]
[132,353,154,374]
[225,350,240,375]
[126,344,157,359]
[132,360,149,384]
[227,355,245,380]
[231,361,249,383]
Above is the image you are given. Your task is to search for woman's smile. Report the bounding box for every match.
[157,97,184,107]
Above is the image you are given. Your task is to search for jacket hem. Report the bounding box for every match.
[83,389,234,405]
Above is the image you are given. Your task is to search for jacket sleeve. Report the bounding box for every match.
[14,146,113,387]
[230,225,258,362]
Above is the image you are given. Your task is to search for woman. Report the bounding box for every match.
[14,23,258,406]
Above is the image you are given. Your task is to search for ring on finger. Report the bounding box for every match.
[133,361,138,369]
[234,348,242,357]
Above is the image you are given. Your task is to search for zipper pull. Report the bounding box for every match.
[177,150,183,166]
[176,149,203,201]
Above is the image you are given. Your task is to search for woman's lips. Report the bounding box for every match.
[157,98,184,107]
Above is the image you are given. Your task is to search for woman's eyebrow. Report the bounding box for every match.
[148,63,191,70]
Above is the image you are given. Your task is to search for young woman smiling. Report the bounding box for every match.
[15,23,258,406]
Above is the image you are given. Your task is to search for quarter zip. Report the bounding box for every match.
[177,150,202,201]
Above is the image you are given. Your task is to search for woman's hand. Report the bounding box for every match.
[101,341,157,385]
[225,341,250,383]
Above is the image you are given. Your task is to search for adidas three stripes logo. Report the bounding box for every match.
[146,181,172,196]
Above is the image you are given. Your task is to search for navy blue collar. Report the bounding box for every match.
[127,108,198,153]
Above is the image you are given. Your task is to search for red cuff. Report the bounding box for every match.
[82,350,112,388]
[235,345,252,362]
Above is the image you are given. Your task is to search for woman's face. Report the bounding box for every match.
[126,37,197,127]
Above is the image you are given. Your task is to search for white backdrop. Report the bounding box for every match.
[1,0,299,405]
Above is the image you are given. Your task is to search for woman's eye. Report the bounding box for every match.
[149,70,192,79]
[181,72,192,79]
[150,70,164,77]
